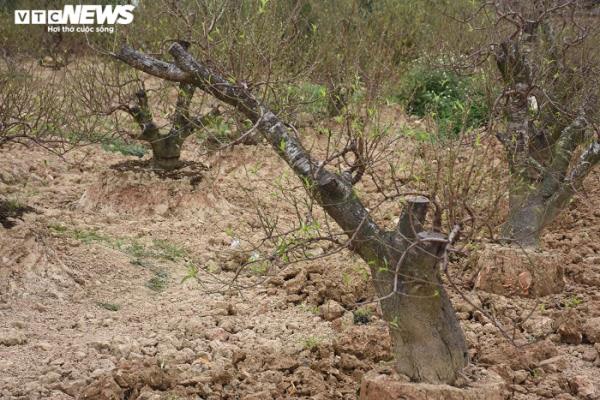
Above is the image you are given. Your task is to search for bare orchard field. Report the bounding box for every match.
[1,111,600,399]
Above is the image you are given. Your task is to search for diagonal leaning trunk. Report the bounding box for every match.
[114,42,468,384]
[319,186,468,383]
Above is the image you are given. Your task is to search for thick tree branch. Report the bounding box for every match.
[494,40,538,177]
[568,140,600,187]
[535,139,600,229]
[126,89,160,142]
[114,46,189,82]
[167,44,262,120]
[539,111,588,197]
[118,43,390,267]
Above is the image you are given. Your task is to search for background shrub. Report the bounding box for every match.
[396,64,490,137]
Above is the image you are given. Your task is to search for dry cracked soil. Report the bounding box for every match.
[1,125,600,400]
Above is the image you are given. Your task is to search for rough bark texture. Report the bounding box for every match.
[494,17,600,248]
[381,232,468,383]
[114,43,468,383]
[125,84,218,171]
[502,186,546,248]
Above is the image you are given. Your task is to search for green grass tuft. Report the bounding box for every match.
[97,302,121,311]
[101,138,146,158]
[146,271,168,292]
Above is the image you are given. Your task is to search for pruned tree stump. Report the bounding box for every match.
[472,244,564,297]
[360,368,506,400]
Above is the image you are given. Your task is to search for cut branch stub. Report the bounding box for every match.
[397,196,429,239]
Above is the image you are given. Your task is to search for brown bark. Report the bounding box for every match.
[114,43,468,383]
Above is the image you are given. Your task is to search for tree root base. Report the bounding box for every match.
[360,367,505,400]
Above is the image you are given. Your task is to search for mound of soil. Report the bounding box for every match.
[360,366,505,400]
[77,168,216,216]
[472,244,565,297]
[0,224,85,300]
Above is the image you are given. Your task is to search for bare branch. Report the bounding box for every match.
[114,46,189,83]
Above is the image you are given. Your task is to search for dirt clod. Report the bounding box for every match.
[0,329,27,346]
[1,140,600,399]
[583,317,600,344]
[360,367,506,400]
[320,300,346,321]
[473,245,565,297]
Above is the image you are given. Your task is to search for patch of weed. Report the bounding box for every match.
[353,264,371,282]
[101,138,146,158]
[400,126,432,142]
[249,261,269,276]
[48,223,68,233]
[199,115,233,146]
[146,271,168,292]
[299,303,320,315]
[48,224,189,264]
[563,295,583,308]
[353,307,372,325]
[181,262,199,283]
[71,228,110,245]
[124,241,151,259]
[285,82,328,115]
[152,239,187,261]
[97,302,120,311]
[394,64,489,137]
[302,336,322,351]
[49,225,189,292]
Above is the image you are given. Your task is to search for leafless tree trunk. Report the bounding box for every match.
[491,2,600,247]
[114,43,468,383]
